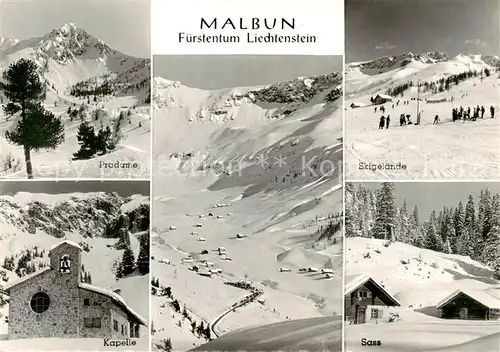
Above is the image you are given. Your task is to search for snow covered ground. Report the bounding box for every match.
[151,73,343,350]
[0,23,150,179]
[345,53,500,180]
[345,237,500,352]
[0,191,149,349]
[190,316,342,352]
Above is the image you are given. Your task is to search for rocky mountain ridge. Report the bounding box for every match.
[347,51,500,76]
[0,192,148,239]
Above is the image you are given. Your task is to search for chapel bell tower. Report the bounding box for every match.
[49,241,82,286]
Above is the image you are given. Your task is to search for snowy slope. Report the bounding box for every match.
[0,191,150,343]
[345,237,500,352]
[0,23,150,179]
[345,52,500,179]
[152,73,343,350]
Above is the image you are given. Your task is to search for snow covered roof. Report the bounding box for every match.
[78,283,147,325]
[4,267,52,292]
[49,240,83,252]
[374,94,393,100]
[436,289,500,310]
[345,274,401,306]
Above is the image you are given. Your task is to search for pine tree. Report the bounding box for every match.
[453,201,465,253]
[410,205,424,247]
[441,209,456,253]
[464,195,477,258]
[398,199,411,243]
[96,126,113,155]
[163,338,172,352]
[345,183,357,237]
[481,225,500,277]
[0,59,65,179]
[136,233,150,275]
[372,183,397,240]
[73,123,97,160]
[119,246,136,277]
[424,222,443,251]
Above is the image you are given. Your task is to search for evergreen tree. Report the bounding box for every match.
[136,233,150,275]
[398,199,411,243]
[440,209,456,253]
[96,126,113,155]
[0,59,65,179]
[481,225,500,277]
[345,183,357,237]
[464,195,477,258]
[163,338,172,352]
[119,246,136,277]
[453,201,465,253]
[424,222,443,251]
[73,123,97,160]
[5,103,64,178]
[372,183,397,240]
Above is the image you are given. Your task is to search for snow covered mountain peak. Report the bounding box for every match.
[347,51,451,75]
[0,37,19,51]
[34,23,111,63]
[153,76,182,89]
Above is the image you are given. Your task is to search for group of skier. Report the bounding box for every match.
[452,105,495,122]
[374,102,496,129]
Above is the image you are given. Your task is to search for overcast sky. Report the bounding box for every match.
[346,0,500,62]
[0,181,150,196]
[153,55,343,89]
[360,182,500,219]
[1,0,150,58]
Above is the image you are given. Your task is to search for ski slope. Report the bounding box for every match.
[345,54,500,180]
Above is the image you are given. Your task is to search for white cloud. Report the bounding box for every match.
[464,39,488,47]
[375,42,397,50]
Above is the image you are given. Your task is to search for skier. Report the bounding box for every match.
[379,116,385,129]
[374,106,378,113]
[386,115,391,129]
[481,106,485,118]
[400,114,405,126]
[452,109,457,122]
[433,115,440,125]
[491,106,495,118]
[473,108,478,121]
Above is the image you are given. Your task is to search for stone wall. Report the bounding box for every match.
[9,270,79,339]
[109,303,130,339]
[78,289,112,338]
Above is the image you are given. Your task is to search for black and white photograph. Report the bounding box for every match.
[0,181,150,351]
[344,0,500,180]
[150,55,343,352]
[0,1,151,179]
[344,182,500,352]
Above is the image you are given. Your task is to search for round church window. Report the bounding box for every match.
[30,292,50,313]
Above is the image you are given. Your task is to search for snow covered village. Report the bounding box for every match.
[150,55,344,352]
[0,181,150,351]
[344,182,500,352]
[0,2,151,179]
